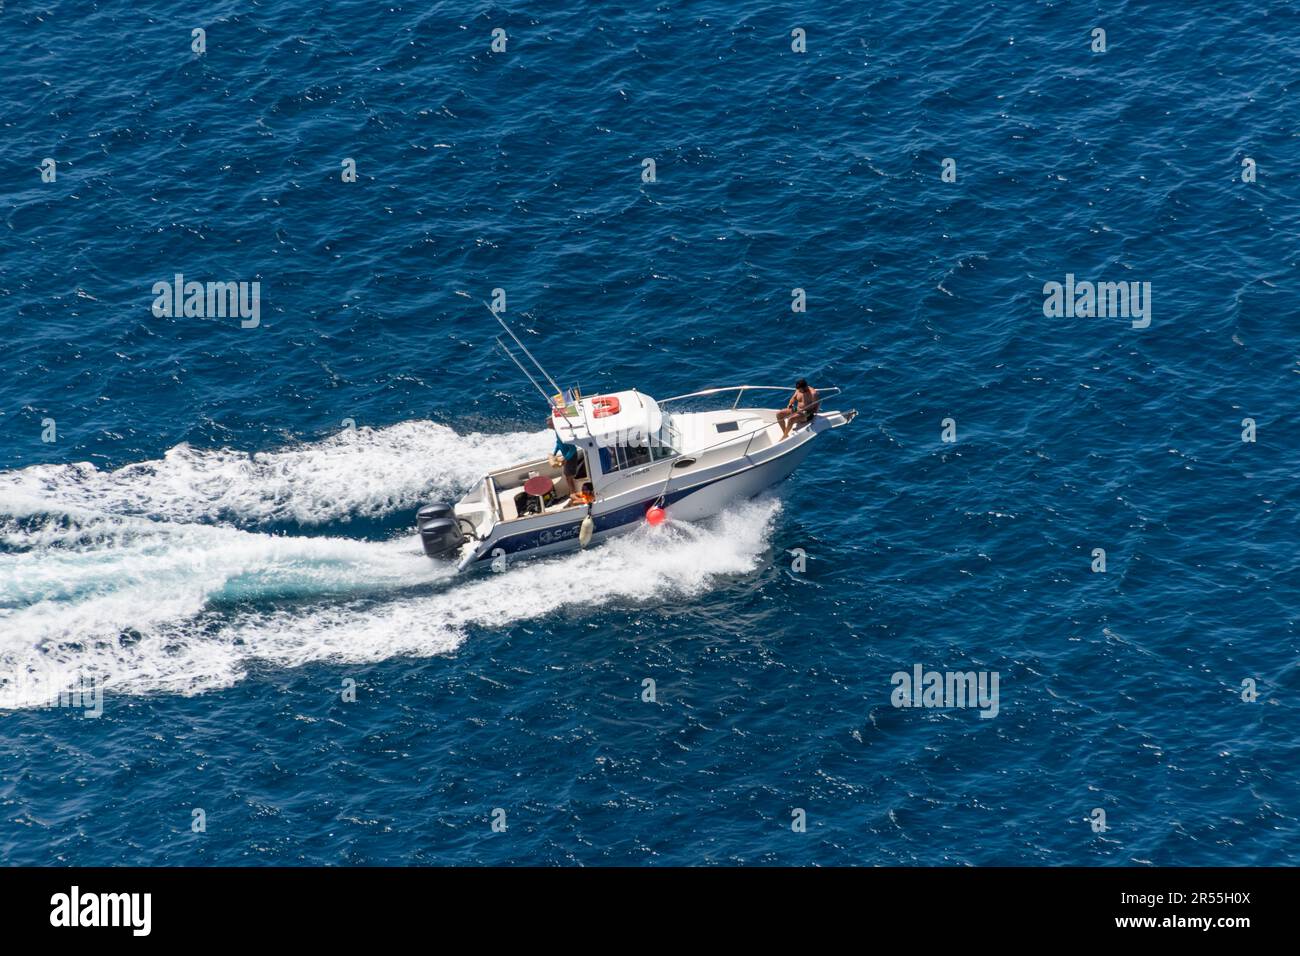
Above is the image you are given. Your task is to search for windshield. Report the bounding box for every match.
[656,413,680,454]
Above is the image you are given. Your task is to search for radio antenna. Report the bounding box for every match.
[485,302,563,397]
[495,337,551,405]
[487,304,582,430]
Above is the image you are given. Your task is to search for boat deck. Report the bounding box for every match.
[489,460,587,522]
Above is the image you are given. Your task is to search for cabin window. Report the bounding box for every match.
[659,415,681,451]
[596,415,682,474]
[598,444,658,473]
[624,446,651,468]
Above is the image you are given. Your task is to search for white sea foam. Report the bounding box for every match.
[0,420,550,526]
[0,424,779,710]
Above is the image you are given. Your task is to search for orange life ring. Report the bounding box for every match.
[591,396,621,418]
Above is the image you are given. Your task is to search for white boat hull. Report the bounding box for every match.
[453,411,849,572]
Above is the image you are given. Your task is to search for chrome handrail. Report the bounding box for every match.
[594,407,823,495]
[570,384,844,496]
[593,418,774,498]
[659,384,842,409]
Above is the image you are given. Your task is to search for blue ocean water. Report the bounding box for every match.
[1,0,1298,865]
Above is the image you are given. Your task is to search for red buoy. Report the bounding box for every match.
[646,506,666,526]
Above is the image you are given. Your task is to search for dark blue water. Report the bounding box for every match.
[2,0,1298,865]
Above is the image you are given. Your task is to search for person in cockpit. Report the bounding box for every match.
[550,423,586,492]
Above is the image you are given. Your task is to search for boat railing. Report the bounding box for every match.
[594,386,842,495]
[658,384,841,411]
[592,418,775,497]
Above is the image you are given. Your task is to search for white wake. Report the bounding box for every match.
[0,422,778,709]
[0,419,550,526]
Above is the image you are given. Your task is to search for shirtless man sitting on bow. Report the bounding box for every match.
[777,378,820,439]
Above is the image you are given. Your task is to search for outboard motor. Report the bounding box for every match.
[417,502,466,559]
[417,502,453,524]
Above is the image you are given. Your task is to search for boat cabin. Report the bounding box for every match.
[456,389,679,531]
[552,388,680,485]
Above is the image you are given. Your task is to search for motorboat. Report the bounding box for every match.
[416,315,856,571]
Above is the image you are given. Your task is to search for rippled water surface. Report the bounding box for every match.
[1,0,1297,864]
